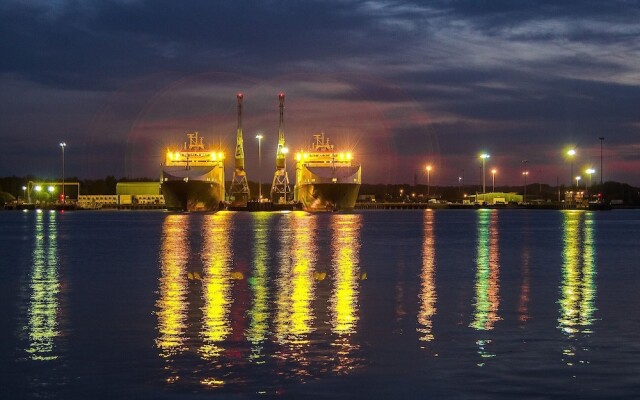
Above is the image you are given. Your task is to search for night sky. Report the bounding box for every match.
[1,0,639,186]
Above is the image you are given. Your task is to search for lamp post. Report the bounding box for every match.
[35,185,42,203]
[60,142,66,204]
[48,186,55,204]
[480,154,490,194]
[576,176,581,190]
[426,165,432,196]
[598,137,604,185]
[491,168,497,193]
[256,133,263,200]
[522,171,529,204]
[22,186,26,203]
[567,149,576,190]
[586,168,595,193]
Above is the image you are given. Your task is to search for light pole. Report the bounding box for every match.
[491,168,497,193]
[60,142,66,204]
[22,186,26,202]
[426,165,432,196]
[522,171,529,204]
[567,149,576,190]
[586,168,595,193]
[256,133,263,200]
[480,154,490,194]
[35,185,42,203]
[576,176,581,190]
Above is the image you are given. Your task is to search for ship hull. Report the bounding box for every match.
[162,180,223,212]
[161,166,225,212]
[295,182,360,212]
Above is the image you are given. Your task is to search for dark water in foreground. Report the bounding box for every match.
[1,209,640,399]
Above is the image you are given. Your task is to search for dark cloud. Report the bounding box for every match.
[0,0,638,184]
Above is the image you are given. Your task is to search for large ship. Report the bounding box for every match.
[294,132,361,211]
[161,132,225,211]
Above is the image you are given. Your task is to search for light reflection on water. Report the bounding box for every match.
[559,210,597,364]
[156,215,189,360]
[471,209,500,363]
[417,210,436,344]
[25,211,61,361]
[330,213,362,373]
[8,209,636,398]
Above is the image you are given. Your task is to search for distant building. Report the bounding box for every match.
[116,182,161,195]
[468,192,523,204]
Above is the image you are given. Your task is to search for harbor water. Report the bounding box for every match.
[1,209,640,399]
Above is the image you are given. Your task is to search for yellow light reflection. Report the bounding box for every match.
[275,211,317,371]
[471,210,500,364]
[25,211,60,361]
[156,215,190,358]
[558,211,597,337]
[418,210,436,344]
[330,214,362,335]
[200,212,233,360]
[471,210,500,331]
[330,213,362,373]
[246,212,271,362]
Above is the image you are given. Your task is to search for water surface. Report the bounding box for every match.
[1,209,640,399]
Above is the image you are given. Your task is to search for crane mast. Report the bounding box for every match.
[228,93,250,205]
[271,92,290,203]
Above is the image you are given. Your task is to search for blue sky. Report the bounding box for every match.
[1,0,638,185]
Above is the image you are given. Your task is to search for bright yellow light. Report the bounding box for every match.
[35,185,42,192]
[282,147,289,154]
[296,153,302,161]
[347,153,352,160]
[211,153,217,161]
[567,149,576,156]
[586,168,595,174]
[255,134,263,140]
[339,153,344,160]
[303,153,309,160]
[480,154,490,159]
[217,152,224,160]
[47,186,55,192]
[491,169,497,175]
[426,165,432,172]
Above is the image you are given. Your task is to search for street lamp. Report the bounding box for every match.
[480,154,490,194]
[576,176,581,189]
[522,171,529,204]
[567,149,576,189]
[35,185,42,203]
[426,165,432,196]
[60,142,66,204]
[22,186,26,202]
[256,133,263,200]
[586,168,595,191]
[491,168,497,193]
